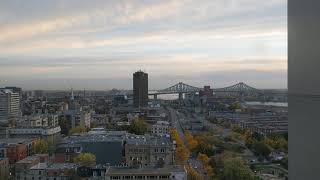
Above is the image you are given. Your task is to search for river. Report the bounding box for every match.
[244,101,288,107]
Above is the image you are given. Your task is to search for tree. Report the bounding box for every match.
[231,124,243,134]
[222,157,255,180]
[197,153,210,165]
[264,135,288,152]
[211,151,238,170]
[175,145,190,164]
[185,130,198,151]
[194,133,220,156]
[33,139,49,154]
[197,153,215,178]
[69,125,87,135]
[252,141,271,159]
[73,153,96,166]
[186,165,203,180]
[229,102,242,111]
[170,128,190,165]
[252,132,264,141]
[130,118,149,135]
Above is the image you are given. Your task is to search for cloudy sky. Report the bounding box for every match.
[0,0,287,90]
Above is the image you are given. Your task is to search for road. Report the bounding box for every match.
[168,107,208,179]
[168,107,185,142]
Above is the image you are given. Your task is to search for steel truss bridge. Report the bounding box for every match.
[149,82,286,99]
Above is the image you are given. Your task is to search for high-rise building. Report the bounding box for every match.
[133,71,148,108]
[0,88,21,125]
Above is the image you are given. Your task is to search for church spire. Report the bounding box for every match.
[71,88,74,100]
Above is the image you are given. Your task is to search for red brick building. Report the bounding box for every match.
[6,143,28,164]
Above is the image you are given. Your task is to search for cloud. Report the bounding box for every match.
[0,0,286,43]
[0,0,287,89]
[0,27,287,55]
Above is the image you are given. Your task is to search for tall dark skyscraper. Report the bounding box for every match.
[133,71,148,108]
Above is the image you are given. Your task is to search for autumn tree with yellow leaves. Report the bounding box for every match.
[73,153,96,166]
[185,130,198,151]
[170,128,190,164]
[186,165,203,180]
[197,153,215,178]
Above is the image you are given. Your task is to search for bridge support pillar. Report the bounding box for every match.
[179,92,183,101]
[153,94,157,100]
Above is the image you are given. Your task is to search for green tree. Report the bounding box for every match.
[194,132,221,156]
[222,157,255,180]
[73,153,96,166]
[229,102,242,111]
[252,141,271,159]
[130,118,149,135]
[33,139,49,154]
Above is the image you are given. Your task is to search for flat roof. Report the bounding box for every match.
[30,163,48,170]
[0,138,35,145]
[106,165,185,175]
[16,156,39,164]
[47,163,78,170]
[125,135,171,146]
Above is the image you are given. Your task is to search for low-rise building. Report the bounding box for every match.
[55,132,126,165]
[125,135,174,168]
[8,126,61,143]
[0,158,9,179]
[151,121,170,136]
[19,114,50,127]
[54,143,82,163]
[105,165,187,180]
[15,155,42,179]
[0,138,37,164]
[28,163,78,180]
[209,112,288,135]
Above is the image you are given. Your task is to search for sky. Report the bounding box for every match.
[0,0,287,90]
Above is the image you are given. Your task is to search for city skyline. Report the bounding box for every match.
[0,0,287,90]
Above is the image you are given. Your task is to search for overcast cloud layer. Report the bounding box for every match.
[0,0,287,90]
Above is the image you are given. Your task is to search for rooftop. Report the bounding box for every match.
[125,135,172,146]
[106,165,185,175]
[0,138,36,146]
[59,131,129,145]
[16,156,39,164]
[30,163,48,170]
[47,163,78,170]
